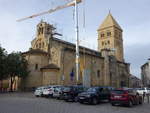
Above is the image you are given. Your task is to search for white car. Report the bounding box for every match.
[43,85,61,97]
[34,86,45,97]
[136,87,150,95]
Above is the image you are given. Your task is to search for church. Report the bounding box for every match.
[21,13,130,90]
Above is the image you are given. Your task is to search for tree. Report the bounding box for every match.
[0,45,8,91]
[7,52,29,91]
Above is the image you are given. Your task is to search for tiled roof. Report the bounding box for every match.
[98,13,122,30]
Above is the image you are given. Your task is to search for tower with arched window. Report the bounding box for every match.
[97,13,124,62]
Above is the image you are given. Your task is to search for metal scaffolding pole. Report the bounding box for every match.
[75,0,80,84]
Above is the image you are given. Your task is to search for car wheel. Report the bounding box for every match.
[128,100,133,107]
[57,97,60,100]
[41,94,44,97]
[92,98,98,105]
[111,103,115,106]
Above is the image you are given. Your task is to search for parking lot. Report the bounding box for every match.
[0,92,150,113]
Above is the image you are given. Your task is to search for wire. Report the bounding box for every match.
[83,0,86,28]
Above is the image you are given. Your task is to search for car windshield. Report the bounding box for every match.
[87,88,97,92]
[137,88,144,90]
[111,90,126,94]
[36,87,42,90]
[44,86,51,89]
[63,87,72,92]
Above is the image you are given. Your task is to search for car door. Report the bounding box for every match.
[99,88,110,100]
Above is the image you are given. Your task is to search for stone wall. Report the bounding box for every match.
[51,39,105,86]
[42,69,60,85]
[22,53,49,89]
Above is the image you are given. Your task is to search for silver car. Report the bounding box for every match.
[53,86,64,99]
[34,86,46,97]
[43,85,61,97]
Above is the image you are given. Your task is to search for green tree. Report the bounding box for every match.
[0,45,8,91]
[7,52,29,91]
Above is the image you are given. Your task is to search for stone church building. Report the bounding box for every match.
[21,13,130,90]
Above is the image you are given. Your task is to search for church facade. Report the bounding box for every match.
[21,13,130,90]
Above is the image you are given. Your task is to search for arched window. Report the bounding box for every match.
[42,42,44,48]
[101,33,105,37]
[97,70,100,78]
[36,44,38,48]
[38,28,41,35]
[107,31,111,36]
[39,43,41,48]
[41,28,43,34]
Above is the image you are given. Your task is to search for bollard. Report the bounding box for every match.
[146,93,149,103]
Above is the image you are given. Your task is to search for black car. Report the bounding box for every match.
[78,86,114,105]
[61,85,87,102]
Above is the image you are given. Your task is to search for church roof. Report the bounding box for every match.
[41,64,59,70]
[53,38,103,58]
[22,49,48,55]
[98,13,122,31]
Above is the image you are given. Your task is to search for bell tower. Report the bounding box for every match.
[98,13,124,62]
[31,20,55,52]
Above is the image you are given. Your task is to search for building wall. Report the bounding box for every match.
[42,69,60,85]
[141,60,150,87]
[61,49,104,86]
[21,19,130,89]
[22,53,49,89]
[129,75,142,88]
[48,39,105,86]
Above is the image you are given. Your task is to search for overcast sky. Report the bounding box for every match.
[0,0,150,78]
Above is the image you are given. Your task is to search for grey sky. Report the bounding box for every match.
[0,0,150,78]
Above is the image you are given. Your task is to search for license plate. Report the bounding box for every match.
[114,96,121,98]
[80,97,85,99]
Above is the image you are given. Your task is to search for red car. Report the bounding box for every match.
[110,88,143,107]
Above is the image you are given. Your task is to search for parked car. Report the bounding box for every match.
[135,87,150,95]
[34,86,46,97]
[43,85,61,97]
[78,86,114,105]
[53,86,65,99]
[61,85,87,102]
[110,88,143,107]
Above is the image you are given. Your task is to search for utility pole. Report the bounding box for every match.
[75,0,80,84]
